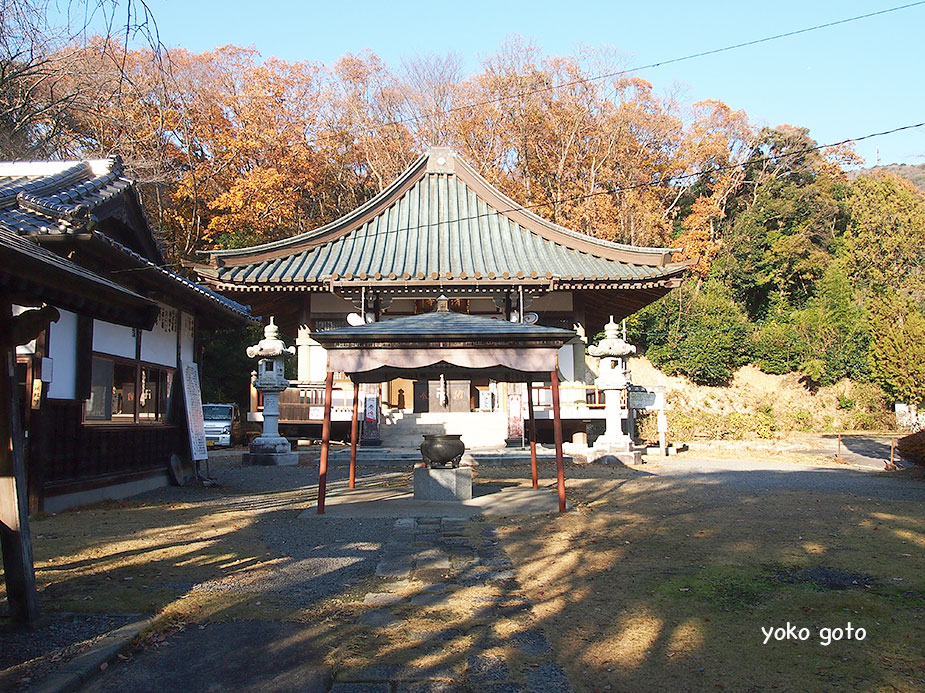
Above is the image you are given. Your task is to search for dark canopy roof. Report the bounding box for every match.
[197,148,686,293]
[312,300,576,382]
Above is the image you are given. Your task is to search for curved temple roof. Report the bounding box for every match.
[198,148,686,290]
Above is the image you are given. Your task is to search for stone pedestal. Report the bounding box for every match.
[243,446,299,466]
[413,467,473,501]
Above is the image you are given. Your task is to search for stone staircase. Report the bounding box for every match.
[380,410,509,449]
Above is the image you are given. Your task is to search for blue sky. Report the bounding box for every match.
[72,1,925,166]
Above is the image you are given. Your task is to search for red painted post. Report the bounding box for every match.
[317,370,334,514]
[550,369,566,513]
[526,380,538,489]
[349,381,359,488]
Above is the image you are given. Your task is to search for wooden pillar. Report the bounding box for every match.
[0,301,41,624]
[317,369,334,514]
[550,368,566,513]
[526,379,538,489]
[349,381,359,489]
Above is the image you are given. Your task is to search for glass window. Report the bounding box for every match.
[86,357,114,420]
[85,357,173,423]
[112,361,137,422]
[203,405,233,420]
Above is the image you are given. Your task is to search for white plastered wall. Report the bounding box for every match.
[92,319,135,359]
[141,305,178,367]
[180,312,195,364]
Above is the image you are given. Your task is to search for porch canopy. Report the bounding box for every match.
[311,298,576,513]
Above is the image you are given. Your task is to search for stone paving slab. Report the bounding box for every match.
[350,516,571,692]
[299,486,569,518]
[364,592,404,607]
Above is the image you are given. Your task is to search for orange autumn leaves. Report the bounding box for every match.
[59,39,839,270]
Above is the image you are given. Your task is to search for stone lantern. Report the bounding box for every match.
[243,318,299,466]
[587,316,641,464]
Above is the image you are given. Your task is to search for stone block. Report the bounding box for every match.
[589,448,642,465]
[243,451,299,466]
[413,467,473,501]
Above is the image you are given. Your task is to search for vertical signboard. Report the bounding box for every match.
[507,393,523,439]
[180,360,208,461]
[361,384,380,443]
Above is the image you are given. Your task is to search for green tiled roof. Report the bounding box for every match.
[199,148,686,289]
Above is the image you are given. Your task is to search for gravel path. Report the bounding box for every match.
[327,516,571,691]
[76,456,574,692]
[646,457,923,501]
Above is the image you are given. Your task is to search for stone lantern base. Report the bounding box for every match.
[243,436,299,466]
[588,446,643,466]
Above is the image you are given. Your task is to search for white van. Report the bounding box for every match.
[202,403,241,447]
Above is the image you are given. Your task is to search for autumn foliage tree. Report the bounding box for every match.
[58,38,769,265]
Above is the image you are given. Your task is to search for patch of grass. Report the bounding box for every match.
[661,565,775,611]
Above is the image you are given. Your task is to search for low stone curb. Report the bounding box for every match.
[31,617,151,693]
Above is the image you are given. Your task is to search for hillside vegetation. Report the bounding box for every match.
[628,357,893,442]
[848,163,925,191]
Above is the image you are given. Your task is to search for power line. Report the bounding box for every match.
[354,2,925,132]
[521,121,925,213]
[191,120,924,259]
[307,121,925,239]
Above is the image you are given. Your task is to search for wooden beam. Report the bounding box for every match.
[0,301,41,625]
[550,368,566,513]
[349,381,359,489]
[317,369,334,514]
[526,380,538,489]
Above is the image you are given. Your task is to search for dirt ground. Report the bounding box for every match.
[484,459,925,692]
[1,449,923,691]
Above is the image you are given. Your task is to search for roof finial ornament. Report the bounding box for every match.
[435,294,450,313]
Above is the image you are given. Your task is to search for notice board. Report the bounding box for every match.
[179,360,208,461]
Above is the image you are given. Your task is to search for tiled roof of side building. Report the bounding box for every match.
[0,226,160,329]
[0,157,256,323]
[199,148,688,288]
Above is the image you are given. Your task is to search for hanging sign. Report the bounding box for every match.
[365,395,378,421]
[179,360,208,461]
[362,393,380,442]
[508,393,523,439]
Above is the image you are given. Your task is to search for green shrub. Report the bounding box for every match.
[837,394,855,410]
[799,358,826,386]
[753,321,804,374]
[867,294,925,404]
[754,412,775,438]
[792,266,870,386]
[727,412,751,439]
[787,411,814,432]
[634,282,753,386]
